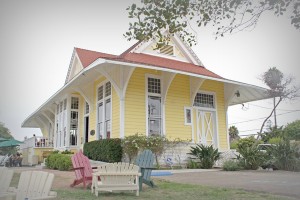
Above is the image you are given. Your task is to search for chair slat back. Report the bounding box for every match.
[16,171,55,200]
[71,151,93,180]
[135,149,154,181]
[0,167,14,193]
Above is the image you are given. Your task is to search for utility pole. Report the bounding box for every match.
[273,97,277,127]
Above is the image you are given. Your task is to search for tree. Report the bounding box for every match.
[0,122,13,139]
[125,0,300,48]
[228,125,239,142]
[284,120,300,141]
[258,67,299,138]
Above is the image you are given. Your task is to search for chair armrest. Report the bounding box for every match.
[70,166,84,171]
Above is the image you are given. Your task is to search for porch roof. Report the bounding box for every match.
[22,55,270,128]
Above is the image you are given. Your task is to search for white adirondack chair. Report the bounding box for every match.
[0,167,14,197]
[2,170,57,200]
[91,163,141,197]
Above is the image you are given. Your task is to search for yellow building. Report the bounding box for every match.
[22,36,269,153]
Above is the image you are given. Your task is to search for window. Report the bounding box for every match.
[70,97,79,146]
[71,97,79,109]
[98,86,103,101]
[63,99,67,110]
[160,44,174,56]
[105,82,111,97]
[148,77,161,94]
[97,81,112,139]
[184,107,192,125]
[193,92,215,108]
[85,102,89,115]
[147,76,162,136]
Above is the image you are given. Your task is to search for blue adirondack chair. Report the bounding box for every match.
[135,149,156,191]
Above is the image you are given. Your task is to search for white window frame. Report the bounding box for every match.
[193,90,216,111]
[146,74,163,136]
[96,80,112,140]
[70,95,80,146]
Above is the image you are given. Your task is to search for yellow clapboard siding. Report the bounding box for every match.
[89,76,107,142]
[165,74,192,141]
[125,68,160,136]
[111,87,120,138]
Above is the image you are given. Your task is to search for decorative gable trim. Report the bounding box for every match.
[65,49,84,84]
[129,32,204,66]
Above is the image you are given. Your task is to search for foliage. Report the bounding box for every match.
[236,136,261,150]
[83,139,123,163]
[186,159,199,169]
[284,120,300,141]
[261,126,284,143]
[230,139,239,149]
[188,144,221,169]
[268,137,283,145]
[268,139,300,171]
[61,150,74,154]
[121,133,146,163]
[122,134,187,167]
[228,126,239,142]
[222,160,240,171]
[125,0,300,48]
[0,122,13,139]
[45,153,72,171]
[236,143,265,170]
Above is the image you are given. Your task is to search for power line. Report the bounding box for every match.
[248,103,300,112]
[229,110,300,125]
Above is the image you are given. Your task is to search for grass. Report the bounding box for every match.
[10,173,295,200]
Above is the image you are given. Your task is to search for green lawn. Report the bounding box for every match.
[10,173,295,200]
[53,180,293,200]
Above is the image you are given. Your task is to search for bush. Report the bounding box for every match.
[84,139,122,162]
[188,144,221,169]
[122,134,146,163]
[186,159,199,169]
[222,160,240,171]
[236,143,265,170]
[230,139,239,149]
[45,153,72,171]
[269,139,300,171]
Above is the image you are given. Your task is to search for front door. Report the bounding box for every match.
[84,116,89,143]
[197,110,217,147]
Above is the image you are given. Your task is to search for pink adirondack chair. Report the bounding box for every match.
[70,151,96,189]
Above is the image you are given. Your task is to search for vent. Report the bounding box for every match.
[160,45,174,56]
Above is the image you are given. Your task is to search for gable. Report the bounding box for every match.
[66,53,84,83]
[131,34,203,66]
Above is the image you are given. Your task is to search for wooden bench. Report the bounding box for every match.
[91,163,141,196]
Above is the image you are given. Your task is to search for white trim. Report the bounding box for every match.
[96,80,112,140]
[72,87,94,112]
[41,111,54,126]
[225,110,230,150]
[193,90,217,111]
[145,74,163,136]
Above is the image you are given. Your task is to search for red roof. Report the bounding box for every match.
[75,45,223,79]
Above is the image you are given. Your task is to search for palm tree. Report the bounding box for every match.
[229,126,239,142]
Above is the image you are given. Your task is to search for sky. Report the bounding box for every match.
[0,0,299,141]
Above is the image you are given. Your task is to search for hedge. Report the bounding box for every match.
[83,139,122,162]
[45,153,72,171]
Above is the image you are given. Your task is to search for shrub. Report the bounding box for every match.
[222,160,240,171]
[45,153,72,171]
[269,139,300,171]
[186,159,199,169]
[188,144,221,169]
[230,139,239,149]
[236,144,265,170]
[122,133,146,163]
[268,137,283,144]
[284,120,300,141]
[84,139,122,162]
